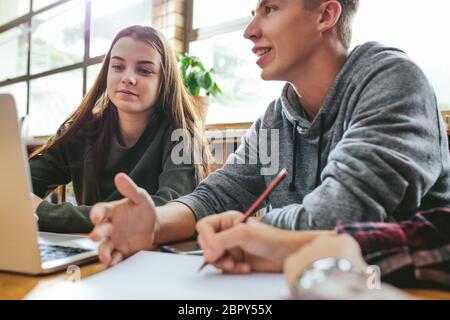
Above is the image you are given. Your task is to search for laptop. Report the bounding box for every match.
[0,94,98,275]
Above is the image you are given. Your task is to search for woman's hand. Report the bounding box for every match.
[31,193,42,221]
[284,234,369,291]
[196,212,327,273]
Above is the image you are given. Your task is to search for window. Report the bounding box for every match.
[351,0,450,110]
[188,0,450,126]
[189,30,285,124]
[0,0,29,26]
[0,82,27,118]
[0,24,28,82]
[187,0,284,125]
[90,0,152,58]
[31,0,85,74]
[29,69,83,136]
[192,0,253,29]
[86,63,102,90]
[0,0,153,137]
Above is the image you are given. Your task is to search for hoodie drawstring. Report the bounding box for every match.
[315,113,326,188]
[289,120,299,191]
[289,114,326,192]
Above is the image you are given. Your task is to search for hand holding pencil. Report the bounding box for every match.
[196,169,289,273]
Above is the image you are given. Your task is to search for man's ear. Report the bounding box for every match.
[317,1,342,33]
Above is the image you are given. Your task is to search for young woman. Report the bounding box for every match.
[30,25,209,233]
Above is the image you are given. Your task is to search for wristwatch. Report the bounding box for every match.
[295,257,362,290]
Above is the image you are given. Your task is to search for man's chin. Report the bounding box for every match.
[260,70,280,82]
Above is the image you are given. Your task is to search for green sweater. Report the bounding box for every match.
[30,114,196,233]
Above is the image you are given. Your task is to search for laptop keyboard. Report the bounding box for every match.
[39,244,92,263]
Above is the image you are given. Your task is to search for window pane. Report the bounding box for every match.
[0,82,27,118]
[0,24,28,82]
[31,0,85,75]
[0,0,30,26]
[29,69,83,136]
[351,0,450,109]
[90,0,152,57]
[193,0,253,29]
[33,0,59,12]
[189,30,284,124]
[86,63,102,91]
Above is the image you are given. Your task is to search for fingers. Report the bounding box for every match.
[110,251,124,266]
[98,238,124,267]
[202,224,251,262]
[90,221,113,242]
[196,212,243,259]
[98,238,114,266]
[214,254,251,274]
[115,173,153,206]
[90,202,109,225]
[90,198,128,225]
[196,211,243,235]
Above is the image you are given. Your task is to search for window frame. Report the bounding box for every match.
[184,0,251,53]
[0,0,105,116]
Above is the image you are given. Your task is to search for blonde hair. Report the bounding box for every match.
[304,0,360,50]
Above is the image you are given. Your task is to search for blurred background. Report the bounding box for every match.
[1,0,449,138]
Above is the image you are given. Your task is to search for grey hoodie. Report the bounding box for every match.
[175,42,450,230]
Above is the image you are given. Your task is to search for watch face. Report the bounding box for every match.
[310,257,338,270]
[296,258,360,291]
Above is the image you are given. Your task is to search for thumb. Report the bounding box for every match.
[114,173,150,205]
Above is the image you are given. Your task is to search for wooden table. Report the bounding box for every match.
[1,260,449,300]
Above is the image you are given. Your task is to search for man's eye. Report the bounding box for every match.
[265,6,275,15]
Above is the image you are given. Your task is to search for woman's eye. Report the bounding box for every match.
[112,65,124,71]
[138,68,153,75]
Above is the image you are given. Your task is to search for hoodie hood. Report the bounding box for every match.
[279,41,406,135]
[277,42,407,191]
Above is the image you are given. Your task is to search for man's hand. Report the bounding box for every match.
[89,173,158,267]
[196,212,300,273]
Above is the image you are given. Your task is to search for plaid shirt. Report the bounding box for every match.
[336,208,450,289]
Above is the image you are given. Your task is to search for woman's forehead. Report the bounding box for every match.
[111,37,161,64]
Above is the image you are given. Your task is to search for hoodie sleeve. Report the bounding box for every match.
[262,57,447,230]
[174,122,266,221]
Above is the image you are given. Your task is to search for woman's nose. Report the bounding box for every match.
[121,71,136,85]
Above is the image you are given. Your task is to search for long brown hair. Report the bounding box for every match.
[30,25,210,201]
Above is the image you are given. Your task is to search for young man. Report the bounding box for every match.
[89,0,450,267]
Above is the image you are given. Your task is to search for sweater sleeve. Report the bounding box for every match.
[36,126,200,233]
[29,142,72,198]
[174,122,266,221]
[150,133,197,206]
[262,58,446,230]
[30,141,95,233]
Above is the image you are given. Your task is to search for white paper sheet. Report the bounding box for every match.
[25,251,289,300]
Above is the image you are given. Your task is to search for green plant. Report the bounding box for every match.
[177,53,222,97]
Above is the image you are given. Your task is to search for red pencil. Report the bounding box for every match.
[198,168,288,272]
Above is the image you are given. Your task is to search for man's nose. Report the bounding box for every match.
[243,17,261,41]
